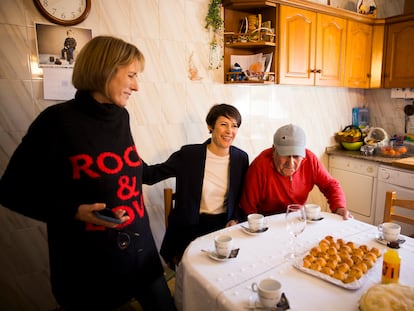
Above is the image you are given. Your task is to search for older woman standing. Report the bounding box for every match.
[0,36,175,310]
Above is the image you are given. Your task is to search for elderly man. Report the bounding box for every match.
[240,124,352,220]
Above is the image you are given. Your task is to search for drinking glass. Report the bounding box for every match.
[285,204,307,260]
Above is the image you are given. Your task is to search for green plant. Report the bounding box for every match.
[205,0,224,70]
[205,0,223,32]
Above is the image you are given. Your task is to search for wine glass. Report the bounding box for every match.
[285,204,307,261]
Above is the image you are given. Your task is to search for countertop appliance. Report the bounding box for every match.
[329,155,378,224]
[376,165,414,235]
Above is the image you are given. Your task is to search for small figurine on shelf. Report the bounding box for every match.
[357,0,377,16]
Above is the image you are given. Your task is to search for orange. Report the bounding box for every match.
[399,146,408,154]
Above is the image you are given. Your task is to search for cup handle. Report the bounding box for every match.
[251,283,258,292]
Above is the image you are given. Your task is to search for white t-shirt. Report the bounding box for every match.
[199,148,230,215]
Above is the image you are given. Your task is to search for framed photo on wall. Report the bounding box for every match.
[35,23,92,68]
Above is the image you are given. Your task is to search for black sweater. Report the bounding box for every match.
[0,91,163,307]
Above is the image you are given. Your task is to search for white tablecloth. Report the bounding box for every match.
[174,213,414,311]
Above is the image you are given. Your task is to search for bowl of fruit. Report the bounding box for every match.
[335,125,364,150]
[342,141,364,151]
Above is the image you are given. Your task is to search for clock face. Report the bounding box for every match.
[34,0,91,26]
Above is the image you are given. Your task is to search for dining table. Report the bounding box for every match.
[173,212,414,311]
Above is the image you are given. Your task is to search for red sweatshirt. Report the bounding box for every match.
[240,148,345,215]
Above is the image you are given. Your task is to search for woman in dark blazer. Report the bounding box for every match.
[144,104,249,267]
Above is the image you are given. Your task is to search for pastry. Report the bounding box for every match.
[349,267,363,279]
[359,283,414,311]
[315,257,327,267]
[310,246,321,257]
[369,247,381,258]
[343,275,357,284]
[327,247,338,255]
[336,262,350,273]
[346,241,356,250]
[321,266,334,276]
[303,258,312,268]
[310,262,322,272]
[332,270,345,281]
[326,259,338,270]
[363,258,374,269]
[353,248,365,258]
[364,252,377,262]
[355,261,368,273]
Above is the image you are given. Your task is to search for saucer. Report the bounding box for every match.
[241,225,269,235]
[307,217,324,223]
[203,248,239,262]
[246,292,290,310]
[375,234,406,246]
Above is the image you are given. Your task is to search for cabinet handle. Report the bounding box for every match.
[310,69,316,73]
[316,69,322,73]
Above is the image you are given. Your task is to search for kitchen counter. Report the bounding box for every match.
[325,145,395,165]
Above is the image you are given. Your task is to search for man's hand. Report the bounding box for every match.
[336,207,353,220]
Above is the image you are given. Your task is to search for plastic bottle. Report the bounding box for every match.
[381,247,400,284]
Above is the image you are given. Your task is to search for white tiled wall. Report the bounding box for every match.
[0,0,408,309]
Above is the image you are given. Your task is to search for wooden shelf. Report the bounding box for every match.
[225,41,276,48]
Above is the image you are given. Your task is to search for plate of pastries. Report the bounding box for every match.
[293,235,381,290]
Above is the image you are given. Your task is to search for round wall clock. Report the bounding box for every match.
[33,0,91,26]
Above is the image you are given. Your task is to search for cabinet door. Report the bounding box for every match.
[315,14,347,86]
[384,20,414,88]
[279,6,316,85]
[345,20,373,88]
[330,168,374,221]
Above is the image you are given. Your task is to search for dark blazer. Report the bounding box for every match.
[143,138,249,225]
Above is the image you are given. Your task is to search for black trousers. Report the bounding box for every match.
[161,213,227,265]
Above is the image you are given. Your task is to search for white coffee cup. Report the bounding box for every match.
[378,222,401,242]
[305,204,321,220]
[248,213,265,231]
[252,278,282,308]
[214,234,233,258]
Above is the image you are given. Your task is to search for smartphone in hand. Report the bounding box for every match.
[93,208,123,224]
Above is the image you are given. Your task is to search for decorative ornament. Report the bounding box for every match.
[357,0,377,16]
[188,52,202,81]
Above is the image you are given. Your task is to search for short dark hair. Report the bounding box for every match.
[205,104,242,131]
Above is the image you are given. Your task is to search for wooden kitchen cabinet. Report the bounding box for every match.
[383,16,414,88]
[344,20,373,88]
[279,5,346,86]
[222,1,277,84]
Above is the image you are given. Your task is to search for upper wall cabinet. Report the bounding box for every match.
[279,5,346,86]
[383,16,414,88]
[223,0,413,89]
[344,20,373,88]
[223,1,277,84]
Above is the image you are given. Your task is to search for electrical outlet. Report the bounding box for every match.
[391,88,406,98]
[405,88,414,99]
